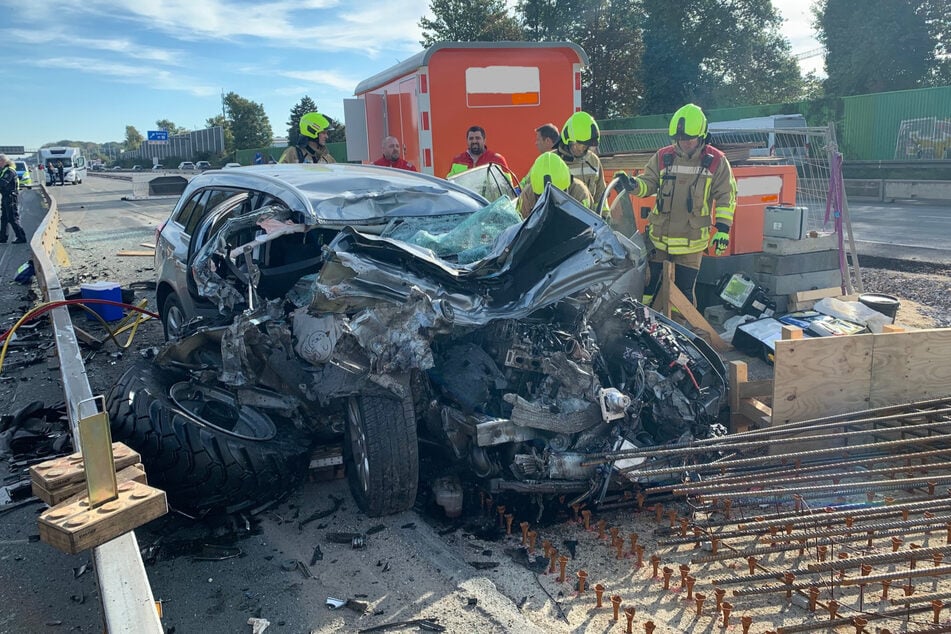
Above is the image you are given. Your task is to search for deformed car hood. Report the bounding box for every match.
[312,187,642,326]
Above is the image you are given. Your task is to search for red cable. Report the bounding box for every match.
[0,299,160,343]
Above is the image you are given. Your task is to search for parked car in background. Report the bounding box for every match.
[178,161,196,171]
[222,162,241,168]
[195,161,212,170]
[132,165,143,171]
[13,161,32,189]
[152,164,165,171]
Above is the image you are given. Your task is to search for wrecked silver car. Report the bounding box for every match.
[106,164,728,516]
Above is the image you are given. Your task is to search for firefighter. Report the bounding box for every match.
[517,152,592,217]
[279,112,336,164]
[446,126,511,177]
[616,103,737,304]
[556,111,607,215]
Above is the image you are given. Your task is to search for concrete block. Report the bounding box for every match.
[754,250,840,275]
[762,233,838,255]
[697,253,756,285]
[751,269,844,296]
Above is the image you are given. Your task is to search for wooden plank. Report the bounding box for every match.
[789,287,841,303]
[38,480,167,555]
[781,325,803,340]
[728,361,747,416]
[34,464,148,507]
[881,324,906,333]
[738,398,772,426]
[30,443,141,493]
[771,334,875,424]
[116,250,156,257]
[737,380,774,400]
[870,329,951,408]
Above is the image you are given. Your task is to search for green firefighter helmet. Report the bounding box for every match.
[529,152,571,195]
[668,103,707,140]
[299,112,331,139]
[560,111,600,147]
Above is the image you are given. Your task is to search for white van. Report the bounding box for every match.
[708,114,809,163]
[38,147,88,185]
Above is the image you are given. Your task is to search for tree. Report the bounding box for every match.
[223,92,273,150]
[155,119,189,135]
[124,125,144,151]
[517,0,645,120]
[639,0,803,113]
[206,114,235,155]
[419,0,522,48]
[815,0,945,96]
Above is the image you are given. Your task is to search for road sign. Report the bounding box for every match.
[147,130,168,142]
[0,145,25,154]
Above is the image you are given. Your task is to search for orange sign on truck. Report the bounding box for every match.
[349,41,588,180]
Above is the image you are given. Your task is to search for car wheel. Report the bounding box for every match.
[345,394,419,516]
[161,293,186,341]
[105,362,313,514]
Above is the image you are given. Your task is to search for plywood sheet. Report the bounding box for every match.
[771,334,874,424]
[870,329,951,407]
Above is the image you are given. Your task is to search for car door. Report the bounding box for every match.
[447,164,518,202]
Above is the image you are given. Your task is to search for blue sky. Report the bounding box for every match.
[1,0,820,151]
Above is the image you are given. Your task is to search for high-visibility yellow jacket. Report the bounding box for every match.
[556,147,607,215]
[517,177,593,217]
[279,142,335,164]
[631,143,736,255]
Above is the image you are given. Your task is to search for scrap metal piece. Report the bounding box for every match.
[325,597,347,609]
[76,396,117,507]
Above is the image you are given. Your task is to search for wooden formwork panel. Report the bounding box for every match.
[770,334,874,425]
[870,329,951,407]
[770,328,951,425]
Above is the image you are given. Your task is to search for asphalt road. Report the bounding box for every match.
[849,197,951,263]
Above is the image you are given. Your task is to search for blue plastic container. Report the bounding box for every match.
[81,281,124,322]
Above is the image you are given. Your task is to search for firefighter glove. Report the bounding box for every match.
[711,222,730,255]
[614,171,637,193]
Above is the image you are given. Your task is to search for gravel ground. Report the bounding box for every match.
[854,255,951,328]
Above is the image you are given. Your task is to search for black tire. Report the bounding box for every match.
[345,395,418,516]
[106,362,313,513]
[161,293,186,341]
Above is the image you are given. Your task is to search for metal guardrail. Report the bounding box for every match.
[31,184,163,633]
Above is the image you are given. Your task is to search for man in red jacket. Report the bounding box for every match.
[372,136,417,171]
[446,126,511,177]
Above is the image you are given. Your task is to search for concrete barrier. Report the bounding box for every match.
[844,179,951,203]
[31,185,163,633]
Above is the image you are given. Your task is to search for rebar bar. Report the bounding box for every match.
[690,540,830,564]
[807,545,951,573]
[734,497,951,531]
[684,474,951,501]
[658,514,951,546]
[619,434,951,478]
[889,589,951,606]
[647,448,951,496]
[775,604,934,633]
[838,563,951,586]
[670,462,951,497]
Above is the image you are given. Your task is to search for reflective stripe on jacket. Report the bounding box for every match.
[632,144,736,254]
[279,144,335,164]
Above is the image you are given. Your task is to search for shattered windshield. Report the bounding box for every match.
[381,196,523,264]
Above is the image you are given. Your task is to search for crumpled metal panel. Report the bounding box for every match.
[191,206,299,313]
[311,188,639,327]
